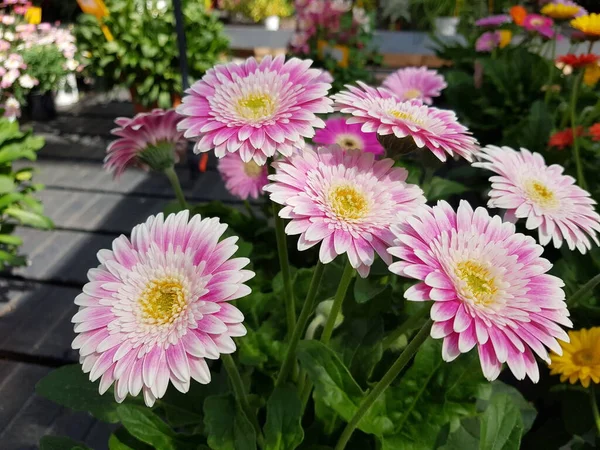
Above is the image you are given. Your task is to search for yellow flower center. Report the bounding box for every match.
[388,109,423,125]
[455,261,498,306]
[525,180,559,209]
[573,348,600,366]
[335,134,362,150]
[403,88,422,100]
[139,278,186,325]
[243,160,263,178]
[541,4,580,20]
[329,185,369,220]
[236,93,276,121]
[571,14,600,37]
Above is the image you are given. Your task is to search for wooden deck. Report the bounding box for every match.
[0,97,242,449]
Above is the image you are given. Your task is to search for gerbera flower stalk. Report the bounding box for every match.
[264,145,426,278]
[176,55,333,165]
[571,13,600,39]
[331,82,478,162]
[388,200,572,382]
[474,145,600,253]
[382,66,447,105]
[71,211,255,407]
[313,117,384,155]
[217,152,269,201]
[105,109,188,208]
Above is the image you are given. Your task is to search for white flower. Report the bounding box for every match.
[19,74,37,89]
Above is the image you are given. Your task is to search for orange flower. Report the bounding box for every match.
[556,53,599,69]
[549,127,583,149]
[510,5,527,26]
[589,123,600,142]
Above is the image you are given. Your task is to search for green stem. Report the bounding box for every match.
[244,199,256,219]
[334,320,433,450]
[544,29,558,104]
[320,260,354,345]
[163,166,188,210]
[570,70,587,190]
[222,354,265,447]
[275,261,326,388]
[591,385,600,436]
[568,272,600,307]
[272,200,296,338]
[381,306,430,351]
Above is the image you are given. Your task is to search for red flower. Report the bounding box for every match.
[549,127,584,150]
[589,123,600,142]
[556,54,599,69]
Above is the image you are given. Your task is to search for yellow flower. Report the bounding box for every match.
[541,3,581,20]
[571,14,600,38]
[498,30,512,49]
[549,327,600,388]
[584,64,600,86]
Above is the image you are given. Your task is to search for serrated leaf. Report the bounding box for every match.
[264,387,304,450]
[479,393,524,450]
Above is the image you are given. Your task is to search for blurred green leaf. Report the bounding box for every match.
[264,387,304,450]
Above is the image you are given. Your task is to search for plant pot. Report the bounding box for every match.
[434,16,459,36]
[55,73,79,107]
[265,15,280,31]
[28,91,57,121]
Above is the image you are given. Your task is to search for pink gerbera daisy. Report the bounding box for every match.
[217,152,269,200]
[264,145,425,277]
[388,200,571,382]
[71,211,254,406]
[313,117,384,155]
[382,66,447,105]
[105,109,186,178]
[332,82,478,162]
[473,145,600,253]
[176,55,333,165]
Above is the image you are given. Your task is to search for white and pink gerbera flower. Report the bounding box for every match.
[264,145,425,277]
[71,211,254,406]
[313,117,384,156]
[217,152,269,200]
[177,55,333,165]
[389,200,571,382]
[473,145,600,253]
[105,109,186,177]
[332,82,478,162]
[382,66,447,105]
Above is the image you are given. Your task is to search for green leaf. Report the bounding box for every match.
[477,382,537,433]
[0,249,26,267]
[0,233,23,246]
[440,418,481,450]
[297,340,392,436]
[381,339,486,449]
[479,393,524,450]
[36,365,120,423]
[117,404,176,450]
[5,207,53,229]
[40,436,92,450]
[204,394,257,450]
[0,175,14,194]
[353,275,387,304]
[264,387,304,450]
[424,177,469,202]
[108,427,154,450]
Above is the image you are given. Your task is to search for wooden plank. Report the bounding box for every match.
[0,360,110,450]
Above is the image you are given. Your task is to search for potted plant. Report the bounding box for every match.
[75,0,229,111]
[411,0,464,35]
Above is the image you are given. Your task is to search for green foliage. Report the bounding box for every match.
[39,436,92,450]
[0,118,51,270]
[203,394,257,450]
[264,387,304,450]
[75,0,229,107]
[21,45,68,93]
[36,365,122,423]
[221,0,293,22]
